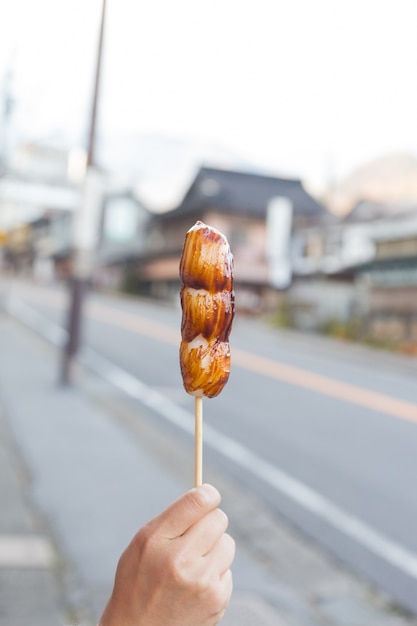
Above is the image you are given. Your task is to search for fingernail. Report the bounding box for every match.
[197,483,221,503]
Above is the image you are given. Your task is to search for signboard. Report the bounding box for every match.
[266,196,293,289]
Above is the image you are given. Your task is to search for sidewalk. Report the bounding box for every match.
[0,304,416,626]
[0,402,65,626]
[0,306,291,625]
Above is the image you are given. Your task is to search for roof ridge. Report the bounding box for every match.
[197,164,301,184]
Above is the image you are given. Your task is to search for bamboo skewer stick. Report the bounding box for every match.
[194,396,203,487]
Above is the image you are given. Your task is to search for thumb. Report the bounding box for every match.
[148,484,221,540]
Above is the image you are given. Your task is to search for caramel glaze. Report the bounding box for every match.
[179,221,233,293]
[180,339,231,398]
[179,221,235,398]
[180,288,234,343]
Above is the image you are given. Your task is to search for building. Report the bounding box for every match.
[135,165,325,311]
[0,142,81,276]
[290,201,417,345]
[94,190,151,291]
[0,143,82,231]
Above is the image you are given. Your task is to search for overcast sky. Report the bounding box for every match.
[1,0,417,192]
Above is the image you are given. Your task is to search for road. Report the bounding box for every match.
[3,279,417,615]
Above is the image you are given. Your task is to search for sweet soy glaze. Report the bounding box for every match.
[179,221,235,398]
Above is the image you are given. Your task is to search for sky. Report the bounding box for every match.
[1,0,417,195]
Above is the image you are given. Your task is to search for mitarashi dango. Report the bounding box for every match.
[179,221,235,398]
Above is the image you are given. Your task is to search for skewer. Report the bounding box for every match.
[194,395,203,487]
[179,222,234,487]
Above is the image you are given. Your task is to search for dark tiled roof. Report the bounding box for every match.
[344,200,417,223]
[164,166,324,218]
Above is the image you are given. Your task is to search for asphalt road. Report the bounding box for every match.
[4,279,417,614]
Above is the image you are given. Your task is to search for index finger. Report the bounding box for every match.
[148,484,221,540]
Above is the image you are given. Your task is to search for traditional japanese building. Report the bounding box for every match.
[135,165,325,311]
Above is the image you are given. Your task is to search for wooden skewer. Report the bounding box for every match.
[194,395,203,487]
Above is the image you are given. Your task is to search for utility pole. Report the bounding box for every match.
[60,0,106,385]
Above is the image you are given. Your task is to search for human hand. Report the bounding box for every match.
[98,483,235,626]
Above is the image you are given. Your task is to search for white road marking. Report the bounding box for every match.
[5,295,68,346]
[6,296,417,581]
[80,347,417,581]
[0,535,54,568]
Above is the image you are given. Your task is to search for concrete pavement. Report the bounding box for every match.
[0,300,416,625]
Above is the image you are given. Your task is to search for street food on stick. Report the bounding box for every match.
[179,221,234,398]
[179,220,235,487]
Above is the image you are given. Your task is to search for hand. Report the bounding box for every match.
[98,484,235,626]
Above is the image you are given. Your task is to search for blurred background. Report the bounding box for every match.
[1,0,417,348]
[1,1,417,625]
